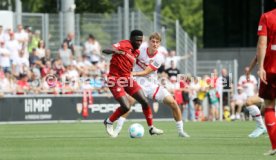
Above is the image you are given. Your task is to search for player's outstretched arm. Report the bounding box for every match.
[102,49,125,55]
[248,55,257,74]
[132,66,154,77]
[246,56,258,80]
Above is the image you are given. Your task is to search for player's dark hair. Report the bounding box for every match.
[130,30,143,38]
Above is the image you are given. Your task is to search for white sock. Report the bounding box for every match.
[114,117,126,133]
[106,118,112,124]
[247,105,265,129]
[176,121,184,133]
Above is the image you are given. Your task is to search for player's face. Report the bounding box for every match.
[149,38,160,51]
[131,36,143,49]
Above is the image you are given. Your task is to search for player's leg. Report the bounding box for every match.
[114,95,136,135]
[230,101,236,120]
[104,77,133,137]
[235,102,243,120]
[246,96,266,138]
[208,105,213,121]
[163,94,190,137]
[131,89,164,135]
[104,95,131,137]
[263,99,276,155]
[262,73,276,155]
[215,103,219,120]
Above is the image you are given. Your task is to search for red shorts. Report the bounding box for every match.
[259,73,276,100]
[107,76,141,99]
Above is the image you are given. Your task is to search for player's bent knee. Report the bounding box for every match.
[122,106,131,113]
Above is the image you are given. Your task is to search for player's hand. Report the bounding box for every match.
[115,50,125,55]
[258,68,267,85]
[131,72,136,77]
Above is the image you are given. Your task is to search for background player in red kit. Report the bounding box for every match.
[257,7,276,156]
[102,30,163,137]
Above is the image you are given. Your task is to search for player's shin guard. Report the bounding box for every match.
[109,107,126,122]
[247,105,265,129]
[264,108,276,149]
[142,106,153,127]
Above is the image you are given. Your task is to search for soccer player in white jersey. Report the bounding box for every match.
[113,32,190,137]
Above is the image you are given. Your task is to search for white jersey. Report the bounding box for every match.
[134,47,164,82]
[133,47,169,102]
[238,74,257,97]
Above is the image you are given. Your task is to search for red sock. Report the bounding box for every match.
[264,108,276,149]
[142,106,153,126]
[109,107,125,122]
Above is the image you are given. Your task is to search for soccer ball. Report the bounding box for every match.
[128,123,144,138]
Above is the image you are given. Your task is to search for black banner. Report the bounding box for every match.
[0,96,172,121]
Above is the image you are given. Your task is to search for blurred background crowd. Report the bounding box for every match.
[0,24,260,122]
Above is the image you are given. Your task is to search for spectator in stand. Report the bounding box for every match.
[61,78,74,94]
[74,54,92,77]
[63,32,75,55]
[15,24,29,57]
[0,70,6,93]
[218,68,232,108]
[29,48,41,67]
[180,76,195,122]
[206,79,220,121]
[52,58,65,78]
[2,28,11,43]
[58,42,73,67]
[0,41,11,73]
[12,49,29,78]
[40,60,51,78]
[29,69,42,94]
[83,34,102,65]
[210,69,219,88]
[165,60,180,78]
[239,67,258,98]
[41,72,61,95]
[0,25,7,43]
[36,40,46,59]
[164,50,191,70]
[16,73,30,95]
[198,75,210,117]
[5,32,21,62]
[230,86,247,120]
[61,64,79,84]
[41,49,53,65]
[28,30,41,53]
[190,76,201,121]
[0,71,16,94]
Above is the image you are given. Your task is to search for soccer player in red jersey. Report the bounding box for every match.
[257,7,276,156]
[102,30,163,137]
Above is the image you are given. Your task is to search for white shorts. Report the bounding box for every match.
[141,84,171,103]
[135,77,171,103]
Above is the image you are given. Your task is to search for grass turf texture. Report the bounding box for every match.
[0,121,274,160]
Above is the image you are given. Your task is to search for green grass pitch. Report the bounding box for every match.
[0,121,274,160]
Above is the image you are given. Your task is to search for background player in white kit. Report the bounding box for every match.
[113,32,190,137]
[239,65,266,138]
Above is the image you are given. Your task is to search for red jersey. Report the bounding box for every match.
[109,40,140,77]
[257,9,276,73]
